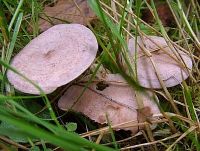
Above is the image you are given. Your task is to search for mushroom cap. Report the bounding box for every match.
[7,24,98,94]
[128,36,192,88]
[58,74,160,134]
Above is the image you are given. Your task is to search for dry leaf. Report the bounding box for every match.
[39,0,96,31]
[142,2,175,27]
[58,74,160,134]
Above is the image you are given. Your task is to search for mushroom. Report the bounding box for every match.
[7,24,98,94]
[58,74,160,134]
[128,36,192,88]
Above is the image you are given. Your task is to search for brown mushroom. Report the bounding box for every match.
[128,36,192,88]
[58,74,160,134]
[7,24,98,94]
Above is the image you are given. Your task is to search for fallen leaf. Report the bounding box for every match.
[39,0,96,31]
[142,2,175,27]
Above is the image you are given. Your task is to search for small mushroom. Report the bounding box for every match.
[128,36,192,88]
[58,74,160,134]
[7,24,98,94]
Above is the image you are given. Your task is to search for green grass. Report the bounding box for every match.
[0,0,200,150]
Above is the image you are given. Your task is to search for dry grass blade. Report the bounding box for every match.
[0,136,28,150]
[120,132,181,150]
[91,132,104,151]
[166,126,197,151]
[1,0,199,150]
[80,118,168,138]
[107,0,161,35]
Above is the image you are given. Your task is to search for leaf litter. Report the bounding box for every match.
[39,0,96,31]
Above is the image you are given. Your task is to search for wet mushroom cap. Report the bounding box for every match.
[7,24,98,94]
[58,74,160,134]
[128,36,192,88]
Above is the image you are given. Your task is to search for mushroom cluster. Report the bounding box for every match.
[7,24,193,134]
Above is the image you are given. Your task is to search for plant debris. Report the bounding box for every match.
[39,0,96,31]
